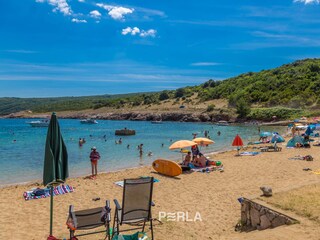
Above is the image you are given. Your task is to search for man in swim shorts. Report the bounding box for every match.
[90,146,100,178]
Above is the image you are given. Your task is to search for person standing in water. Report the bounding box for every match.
[89,146,100,179]
[139,144,144,157]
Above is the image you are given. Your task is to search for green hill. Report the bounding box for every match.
[193,58,320,108]
[0,93,149,115]
[1,58,320,118]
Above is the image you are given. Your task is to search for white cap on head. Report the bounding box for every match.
[92,146,96,150]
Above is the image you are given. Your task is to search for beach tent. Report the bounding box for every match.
[43,113,68,240]
[271,134,285,143]
[286,135,305,148]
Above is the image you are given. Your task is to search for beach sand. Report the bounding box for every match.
[1,143,320,240]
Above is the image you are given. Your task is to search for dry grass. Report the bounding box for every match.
[262,184,320,223]
[14,97,230,118]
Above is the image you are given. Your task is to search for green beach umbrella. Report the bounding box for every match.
[43,112,68,240]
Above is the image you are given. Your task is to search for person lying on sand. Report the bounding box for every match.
[192,153,218,167]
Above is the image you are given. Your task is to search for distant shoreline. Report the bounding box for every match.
[1,111,292,126]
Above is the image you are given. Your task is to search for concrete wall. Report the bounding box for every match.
[240,198,298,231]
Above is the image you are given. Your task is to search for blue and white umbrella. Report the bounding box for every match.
[305,126,313,136]
[260,132,272,137]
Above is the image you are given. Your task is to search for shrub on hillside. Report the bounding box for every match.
[206,104,215,112]
[247,107,304,120]
[159,91,170,101]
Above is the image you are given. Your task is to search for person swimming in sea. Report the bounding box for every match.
[79,138,83,147]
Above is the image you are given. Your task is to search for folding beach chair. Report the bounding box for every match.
[66,200,111,240]
[112,177,155,240]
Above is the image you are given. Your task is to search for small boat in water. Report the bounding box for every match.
[215,120,229,126]
[80,119,98,124]
[28,119,50,127]
[151,120,163,124]
[115,129,136,136]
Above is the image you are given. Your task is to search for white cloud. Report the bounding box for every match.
[191,62,220,66]
[140,29,156,37]
[96,3,134,20]
[72,18,87,23]
[294,0,320,4]
[132,27,141,35]
[122,27,156,37]
[90,10,101,19]
[78,0,85,2]
[35,0,72,15]
[122,27,139,35]
[4,50,37,54]
[108,7,134,20]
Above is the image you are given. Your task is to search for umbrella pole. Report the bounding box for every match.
[49,185,53,236]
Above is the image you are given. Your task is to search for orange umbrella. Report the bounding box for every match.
[169,140,197,150]
[232,134,243,155]
[192,137,215,146]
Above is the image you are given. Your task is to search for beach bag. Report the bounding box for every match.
[305,155,313,161]
[32,188,46,196]
[112,232,149,240]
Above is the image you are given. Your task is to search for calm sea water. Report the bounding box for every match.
[0,119,284,185]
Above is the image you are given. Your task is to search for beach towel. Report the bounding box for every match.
[191,165,224,173]
[239,151,260,156]
[23,184,74,201]
[112,231,150,240]
[289,155,313,161]
[115,178,159,187]
[191,166,214,172]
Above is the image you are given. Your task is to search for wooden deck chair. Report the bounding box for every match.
[66,200,111,240]
[112,177,155,240]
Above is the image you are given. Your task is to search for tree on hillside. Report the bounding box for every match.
[159,91,170,101]
[236,98,251,118]
[175,88,185,98]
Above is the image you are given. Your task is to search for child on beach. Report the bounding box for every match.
[89,146,100,179]
[182,151,192,166]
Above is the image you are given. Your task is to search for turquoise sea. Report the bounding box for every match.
[0,119,284,185]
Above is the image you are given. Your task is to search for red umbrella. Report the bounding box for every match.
[232,134,243,155]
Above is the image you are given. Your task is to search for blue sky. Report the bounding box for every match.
[1,0,320,97]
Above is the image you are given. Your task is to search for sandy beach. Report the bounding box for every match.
[1,142,320,240]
